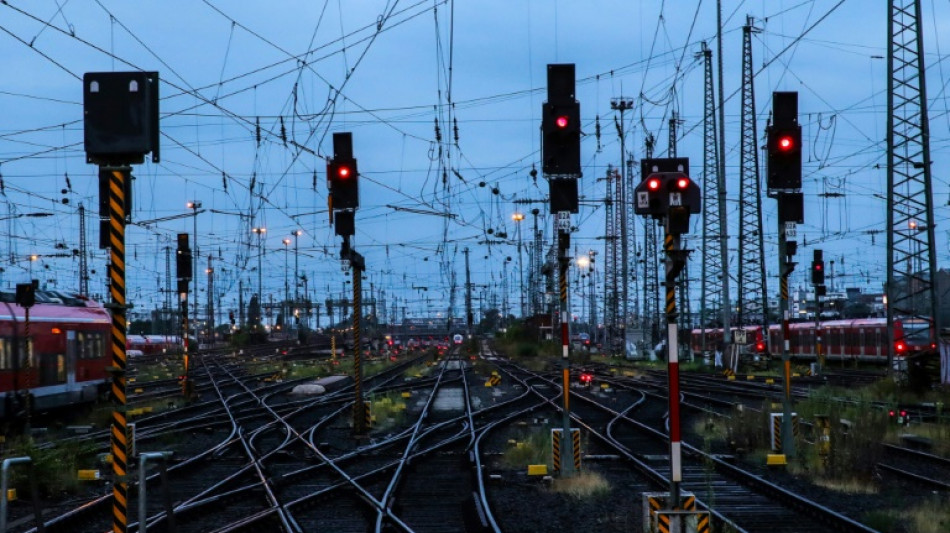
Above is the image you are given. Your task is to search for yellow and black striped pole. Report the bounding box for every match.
[107,167,130,533]
[352,262,366,434]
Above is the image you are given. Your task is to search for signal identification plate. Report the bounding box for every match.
[669,192,683,206]
[637,191,649,208]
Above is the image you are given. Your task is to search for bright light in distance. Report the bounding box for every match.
[556,115,569,128]
[777,135,794,151]
[512,213,524,222]
[647,178,661,190]
[676,177,689,189]
[338,166,351,178]
[576,256,590,268]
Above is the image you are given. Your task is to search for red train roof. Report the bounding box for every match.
[0,298,110,323]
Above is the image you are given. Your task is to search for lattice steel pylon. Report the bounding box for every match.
[697,42,726,350]
[736,18,769,330]
[625,158,640,332]
[79,203,89,297]
[886,0,941,372]
[669,114,692,349]
[642,135,661,347]
[604,166,621,348]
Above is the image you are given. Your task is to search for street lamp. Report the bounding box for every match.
[512,212,525,317]
[187,201,201,344]
[252,227,266,314]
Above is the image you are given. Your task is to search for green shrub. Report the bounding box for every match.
[516,342,538,358]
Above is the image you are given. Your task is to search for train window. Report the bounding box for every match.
[0,338,11,369]
[77,332,106,360]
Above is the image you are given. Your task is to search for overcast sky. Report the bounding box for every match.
[2,1,950,323]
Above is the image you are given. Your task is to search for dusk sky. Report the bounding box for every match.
[2,1,949,323]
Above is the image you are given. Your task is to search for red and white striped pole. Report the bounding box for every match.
[664,229,682,508]
[558,228,574,477]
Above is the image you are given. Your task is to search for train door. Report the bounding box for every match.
[65,330,76,385]
[38,353,64,385]
[857,329,865,359]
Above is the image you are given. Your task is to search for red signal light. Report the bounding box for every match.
[900,410,907,417]
[337,165,351,178]
[896,342,906,352]
[756,342,765,352]
[777,135,795,152]
[647,178,661,191]
[555,115,569,129]
[889,410,895,417]
[676,177,689,189]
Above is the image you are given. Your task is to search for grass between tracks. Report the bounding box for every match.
[693,375,950,530]
[1,437,100,498]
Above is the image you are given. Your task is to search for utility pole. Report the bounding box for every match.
[716,2,733,361]
[188,200,202,345]
[164,246,171,337]
[464,248,473,338]
[207,255,214,347]
[238,278,245,329]
[886,0,941,379]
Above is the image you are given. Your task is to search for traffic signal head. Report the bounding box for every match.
[176,233,192,281]
[542,64,581,176]
[328,132,359,210]
[328,158,359,209]
[15,283,35,308]
[767,92,802,190]
[634,172,701,222]
[811,249,824,285]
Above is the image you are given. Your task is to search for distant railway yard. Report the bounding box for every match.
[0,338,946,533]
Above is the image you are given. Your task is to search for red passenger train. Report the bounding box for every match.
[690,317,933,364]
[0,291,112,418]
[127,334,182,356]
